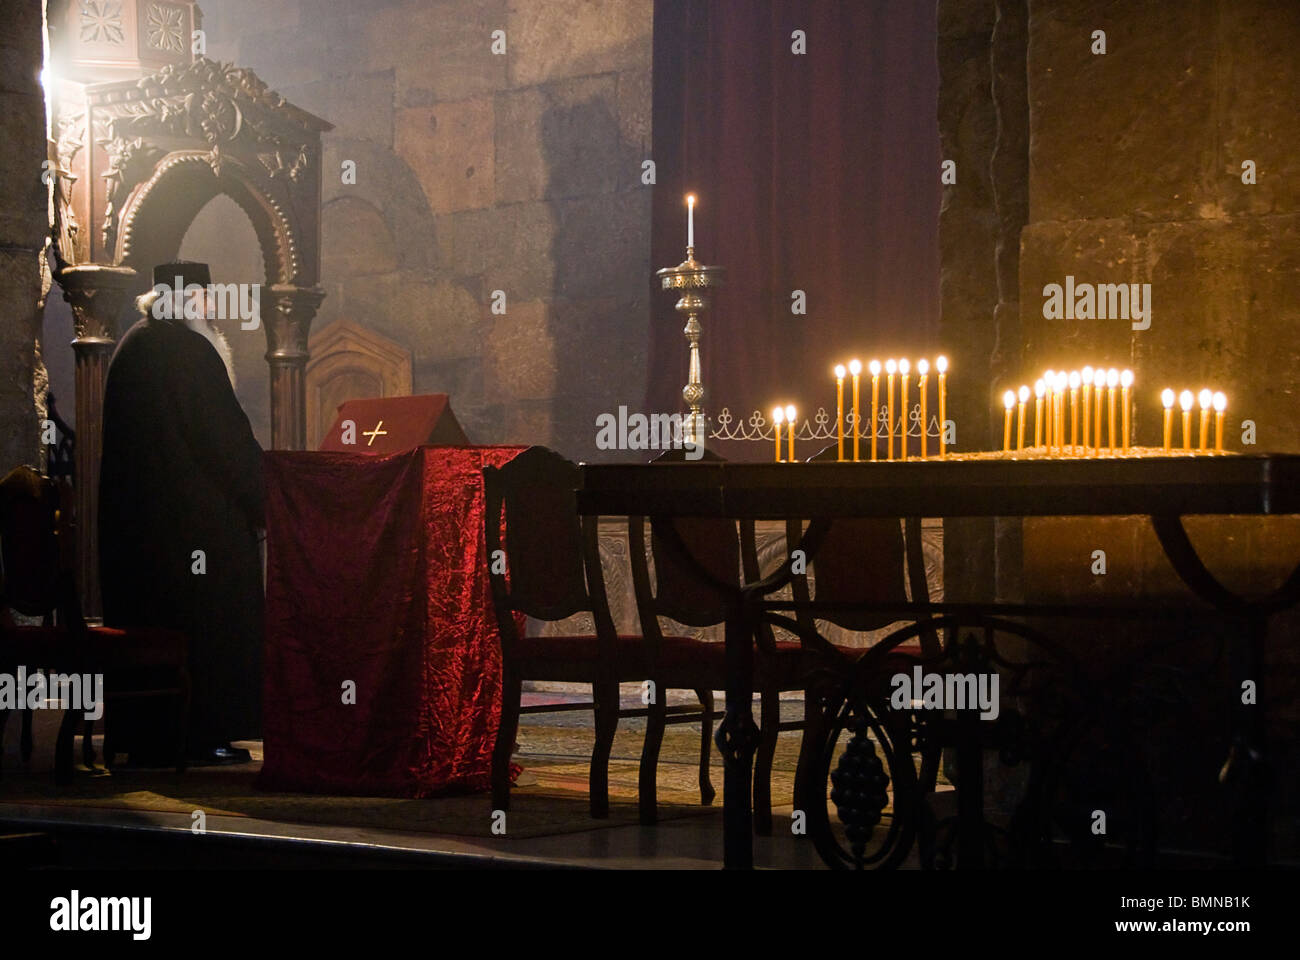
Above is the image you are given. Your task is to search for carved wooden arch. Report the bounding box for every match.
[116,150,300,287]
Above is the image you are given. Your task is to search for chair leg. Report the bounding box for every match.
[639,680,668,825]
[696,688,715,805]
[55,707,79,785]
[20,709,33,762]
[82,718,96,768]
[753,688,780,836]
[792,689,822,820]
[492,672,522,812]
[590,679,619,819]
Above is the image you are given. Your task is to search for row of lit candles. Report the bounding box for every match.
[1162,388,1228,452]
[809,356,950,463]
[1000,367,1134,454]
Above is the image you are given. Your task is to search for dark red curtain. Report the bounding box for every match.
[649,0,941,457]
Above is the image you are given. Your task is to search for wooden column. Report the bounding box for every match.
[265,284,325,450]
[57,264,138,621]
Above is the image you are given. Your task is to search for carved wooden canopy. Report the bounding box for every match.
[52,56,333,288]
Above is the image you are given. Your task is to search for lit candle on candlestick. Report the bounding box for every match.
[1214,391,1226,452]
[1081,366,1094,455]
[1161,389,1175,451]
[1017,385,1028,451]
[686,194,695,250]
[1003,390,1015,453]
[936,356,948,458]
[786,404,797,462]
[835,364,846,462]
[918,359,930,458]
[1120,369,1133,451]
[1106,368,1119,452]
[773,406,783,463]
[1180,390,1194,451]
[868,360,881,461]
[886,359,897,460]
[898,359,911,461]
[1034,379,1045,449]
[1069,371,1081,453]
[1198,388,1212,452]
[1093,368,1106,450]
[849,359,863,462]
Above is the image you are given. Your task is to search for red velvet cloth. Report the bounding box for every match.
[257,445,526,797]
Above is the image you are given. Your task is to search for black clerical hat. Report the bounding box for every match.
[153,260,211,289]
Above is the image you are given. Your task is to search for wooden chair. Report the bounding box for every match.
[0,466,190,782]
[482,446,715,819]
[785,443,943,809]
[628,448,853,832]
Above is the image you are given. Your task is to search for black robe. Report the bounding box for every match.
[99,314,264,751]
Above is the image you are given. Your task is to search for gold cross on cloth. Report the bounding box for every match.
[363,420,388,446]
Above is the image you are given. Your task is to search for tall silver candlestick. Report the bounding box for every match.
[656,247,725,449]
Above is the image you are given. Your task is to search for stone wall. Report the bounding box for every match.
[0,0,47,473]
[41,0,655,458]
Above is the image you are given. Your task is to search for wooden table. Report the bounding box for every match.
[577,454,1300,868]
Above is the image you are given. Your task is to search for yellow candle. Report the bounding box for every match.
[835,365,846,462]
[936,355,948,458]
[1016,385,1028,451]
[869,360,881,462]
[849,360,862,462]
[1214,392,1226,452]
[886,359,897,461]
[1043,370,1055,450]
[1104,369,1118,452]
[1161,389,1175,452]
[786,404,797,462]
[1081,366,1094,454]
[1198,388,1212,452]
[773,407,783,462]
[1034,379,1045,449]
[1069,371,1081,453]
[898,359,911,462]
[1055,372,1067,453]
[1093,368,1106,450]
[1180,390,1194,451]
[1003,390,1015,452]
[918,359,930,458]
[1119,370,1133,451]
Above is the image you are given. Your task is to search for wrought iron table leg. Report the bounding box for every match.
[717,596,759,869]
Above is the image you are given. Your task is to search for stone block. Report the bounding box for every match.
[0,90,48,250]
[550,190,649,300]
[436,202,556,299]
[367,0,508,103]
[1027,0,1219,223]
[322,196,400,278]
[1217,0,1300,217]
[396,98,496,215]
[494,73,620,205]
[482,299,554,401]
[506,0,652,88]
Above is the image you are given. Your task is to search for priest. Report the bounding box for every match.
[98,261,265,765]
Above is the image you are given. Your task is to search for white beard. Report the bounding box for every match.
[184,314,238,390]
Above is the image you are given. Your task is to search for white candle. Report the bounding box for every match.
[687,194,695,249]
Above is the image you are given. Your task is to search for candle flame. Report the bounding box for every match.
[1161,388,1176,408]
[886,358,897,374]
[834,363,846,379]
[936,355,948,373]
[917,358,929,376]
[868,359,880,376]
[1003,390,1016,409]
[899,358,910,375]
[1082,365,1094,382]
[1213,391,1226,412]
[1054,371,1068,391]
[1094,368,1107,388]
[686,194,695,206]
[1069,370,1081,389]
[1018,385,1030,402]
[849,358,862,376]
[1034,379,1046,397]
[1120,369,1133,388]
[784,404,796,423]
[772,407,784,424]
[1198,388,1212,409]
[1106,368,1120,387]
[1179,390,1195,412]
